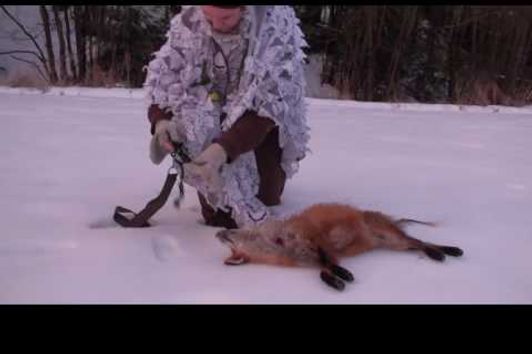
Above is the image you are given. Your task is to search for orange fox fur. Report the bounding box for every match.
[216,203,463,290]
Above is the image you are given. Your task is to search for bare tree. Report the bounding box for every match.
[52,5,67,82]
[0,5,50,83]
[62,6,77,81]
[73,6,87,83]
[39,5,58,83]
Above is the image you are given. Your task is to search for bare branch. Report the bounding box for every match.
[0,5,47,62]
[0,50,46,63]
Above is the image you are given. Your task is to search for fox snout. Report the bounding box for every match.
[215,229,251,266]
[215,229,235,245]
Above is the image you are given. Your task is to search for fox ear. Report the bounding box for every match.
[224,254,249,265]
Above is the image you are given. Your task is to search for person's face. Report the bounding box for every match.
[201,6,243,33]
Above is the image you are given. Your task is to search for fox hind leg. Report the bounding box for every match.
[405,238,464,262]
[374,226,463,262]
[422,243,464,259]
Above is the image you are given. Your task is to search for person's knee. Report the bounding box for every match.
[257,175,285,206]
[260,195,281,207]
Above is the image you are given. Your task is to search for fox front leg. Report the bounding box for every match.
[317,247,354,291]
[320,270,345,291]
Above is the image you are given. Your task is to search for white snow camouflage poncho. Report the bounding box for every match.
[144,6,310,226]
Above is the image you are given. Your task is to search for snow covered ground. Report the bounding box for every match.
[1,87,532,304]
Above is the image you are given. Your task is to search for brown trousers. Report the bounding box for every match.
[148,106,286,229]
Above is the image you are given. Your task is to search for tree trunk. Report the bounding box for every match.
[63,6,77,81]
[386,6,418,100]
[52,6,67,83]
[39,5,58,84]
[96,6,106,65]
[125,7,132,87]
[87,6,94,84]
[74,6,86,83]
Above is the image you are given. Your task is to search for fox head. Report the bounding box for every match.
[215,220,319,267]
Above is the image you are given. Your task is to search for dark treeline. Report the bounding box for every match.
[296,5,532,105]
[3,5,531,105]
[53,5,180,87]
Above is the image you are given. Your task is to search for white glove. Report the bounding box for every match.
[149,120,187,165]
[183,143,227,203]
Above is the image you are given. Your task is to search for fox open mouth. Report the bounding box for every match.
[224,249,248,265]
[215,231,249,265]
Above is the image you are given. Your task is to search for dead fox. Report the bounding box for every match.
[216,203,463,291]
